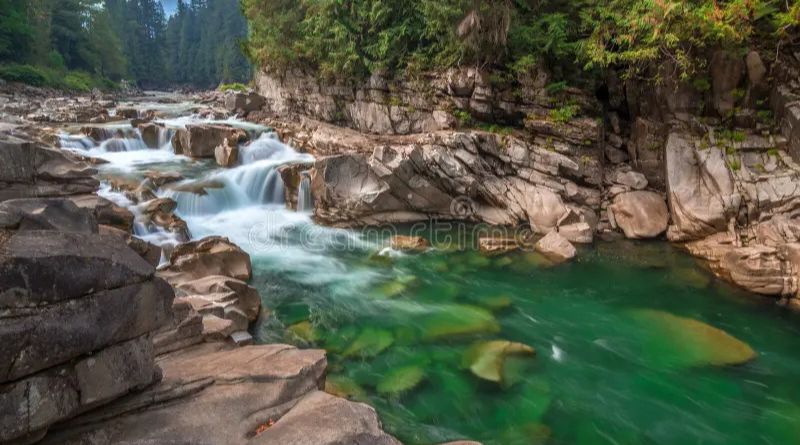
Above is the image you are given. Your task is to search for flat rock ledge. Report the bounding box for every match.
[40,343,401,445]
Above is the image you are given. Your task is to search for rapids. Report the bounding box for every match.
[60,96,800,445]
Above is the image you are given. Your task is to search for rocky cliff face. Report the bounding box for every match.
[256,50,800,309]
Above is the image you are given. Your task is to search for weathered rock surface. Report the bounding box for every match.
[224,91,266,115]
[0,135,99,202]
[41,343,401,445]
[0,225,173,444]
[0,198,97,233]
[307,131,601,231]
[535,231,576,263]
[609,191,669,239]
[172,124,248,158]
[166,236,252,282]
[391,235,431,252]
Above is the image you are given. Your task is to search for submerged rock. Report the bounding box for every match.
[628,309,757,368]
[463,340,536,384]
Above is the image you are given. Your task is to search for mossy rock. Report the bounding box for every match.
[628,309,757,368]
[342,327,395,358]
[463,340,536,383]
[325,374,367,401]
[376,365,426,396]
[287,320,318,343]
[420,304,501,341]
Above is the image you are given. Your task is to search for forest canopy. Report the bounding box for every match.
[0,0,250,90]
[242,0,800,83]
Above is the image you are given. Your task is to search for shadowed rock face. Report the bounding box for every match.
[0,227,174,444]
[0,135,99,202]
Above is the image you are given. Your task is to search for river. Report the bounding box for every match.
[59,95,800,445]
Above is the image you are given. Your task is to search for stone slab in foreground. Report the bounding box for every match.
[42,343,401,445]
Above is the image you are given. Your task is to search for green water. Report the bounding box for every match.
[251,229,800,445]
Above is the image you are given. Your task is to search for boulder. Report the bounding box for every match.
[39,343,401,445]
[665,132,739,241]
[0,136,99,202]
[558,222,593,244]
[174,275,261,321]
[0,198,97,233]
[168,236,252,281]
[613,169,648,190]
[172,124,248,158]
[144,170,184,187]
[0,336,159,444]
[224,92,266,114]
[0,230,156,308]
[608,191,669,239]
[535,231,576,263]
[138,122,164,148]
[214,138,239,167]
[140,197,191,242]
[116,107,139,119]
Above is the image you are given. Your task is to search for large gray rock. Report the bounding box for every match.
[609,191,669,239]
[42,343,401,445]
[0,230,155,307]
[0,136,99,202]
[0,198,98,233]
[308,131,597,229]
[0,336,159,445]
[665,132,739,241]
[0,277,172,382]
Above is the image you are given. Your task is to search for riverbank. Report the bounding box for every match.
[0,87,403,444]
[3,75,800,444]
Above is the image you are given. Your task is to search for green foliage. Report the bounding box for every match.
[242,0,800,83]
[63,71,94,92]
[219,82,249,92]
[453,109,474,127]
[0,0,250,89]
[550,104,580,123]
[0,64,49,86]
[0,63,118,91]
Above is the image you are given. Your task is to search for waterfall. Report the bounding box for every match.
[157,127,176,150]
[297,173,313,212]
[99,133,149,152]
[239,133,301,164]
[59,135,95,149]
[163,160,289,216]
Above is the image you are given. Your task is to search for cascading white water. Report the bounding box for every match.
[157,127,176,150]
[162,133,313,216]
[297,173,313,212]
